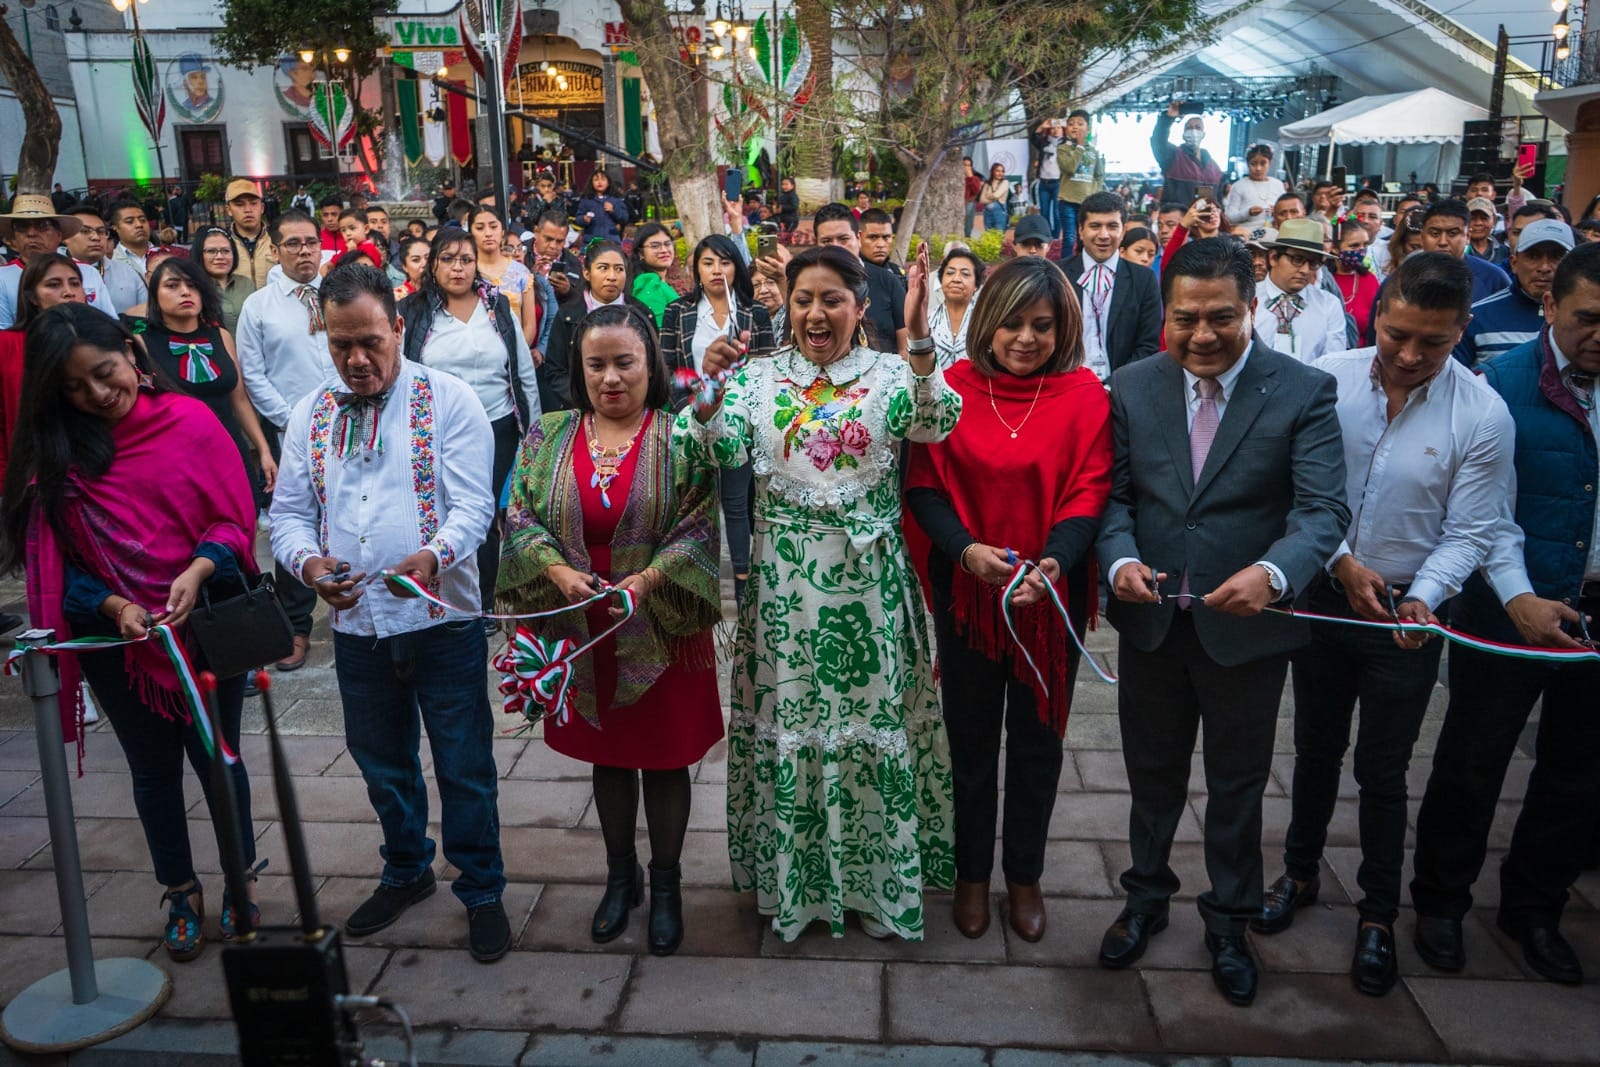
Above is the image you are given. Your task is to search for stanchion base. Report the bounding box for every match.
[0,957,171,1053]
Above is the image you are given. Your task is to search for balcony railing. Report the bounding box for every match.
[1537,28,1600,90]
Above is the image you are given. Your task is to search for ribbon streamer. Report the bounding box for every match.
[6,625,238,764]
[1000,561,1119,689]
[491,587,638,728]
[378,569,620,621]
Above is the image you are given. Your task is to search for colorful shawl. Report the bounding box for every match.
[903,361,1112,736]
[25,390,258,744]
[496,409,721,727]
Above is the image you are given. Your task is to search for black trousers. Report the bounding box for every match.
[478,414,520,610]
[1411,597,1600,929]
[265,422,317,637]
[1285,583,1442,925]
[931,578,1083,885]
[1118,610,1287,935]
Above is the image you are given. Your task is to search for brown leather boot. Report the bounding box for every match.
[953,880,990,938]
[1006,880,1046,942]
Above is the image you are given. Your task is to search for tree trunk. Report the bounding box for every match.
[0,17,61,194]
[615,0,718,246]
[895,148,963,261]
[787,0,835,210]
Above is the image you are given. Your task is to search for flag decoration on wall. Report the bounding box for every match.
[309,81,356,151]
[448,83,472,166]
[750,11,814,122]
[460,0,522,90]
[132,35,167,144]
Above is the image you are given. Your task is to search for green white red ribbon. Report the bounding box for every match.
[380,570,620,621]
[1000,561,1119,688]
[1260,604,1600,664]
[6,625,238,763]
[491,588,638,728]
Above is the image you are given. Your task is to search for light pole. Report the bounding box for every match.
[112,0,168,193]
[476,0,509,218]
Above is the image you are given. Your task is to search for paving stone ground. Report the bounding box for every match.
[0,552,1596,1067]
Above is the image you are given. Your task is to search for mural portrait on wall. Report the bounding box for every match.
[166,54,223,123]
[274,55,319,116]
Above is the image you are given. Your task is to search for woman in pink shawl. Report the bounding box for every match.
[0,304,263,962]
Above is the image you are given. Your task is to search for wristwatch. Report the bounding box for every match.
[906,336,935,355]
[1256,562,1284,599]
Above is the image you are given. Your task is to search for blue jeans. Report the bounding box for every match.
[964,202,976,238]
[1035,180,1059,232]
[1056,201,1078,251]
[334,620,505,908]
[982,203,1008,233]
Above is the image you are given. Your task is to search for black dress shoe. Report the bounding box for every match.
[1413,914,1465,973]
[647,861,684,956]
[344,868,437,938]
[1351,922,1398,996]
[1205,931,1258,1006]
[1251,873,1320,935]
[468,901,511,963]
[1498,916,1583,985]
[592,851,644,943]
[1098,908,1168,970]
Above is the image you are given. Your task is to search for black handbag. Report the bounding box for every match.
[188,573,295,679]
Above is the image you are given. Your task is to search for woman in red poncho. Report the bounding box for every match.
[904,255,1112,946]
[0,304,263,964]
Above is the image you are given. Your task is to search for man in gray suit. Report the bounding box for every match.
[1094,238,1350,1006]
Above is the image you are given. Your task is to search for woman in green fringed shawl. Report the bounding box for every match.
[497,303,721,957]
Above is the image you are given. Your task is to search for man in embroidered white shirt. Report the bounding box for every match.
[270,264,509,963]
[1251,253,1516,997]
[237,211,335,669]
[1257,219,1347,363]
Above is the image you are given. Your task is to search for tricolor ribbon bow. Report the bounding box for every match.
[494,627,580,727]
[171,339,219,384]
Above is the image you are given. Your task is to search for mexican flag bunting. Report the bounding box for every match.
[310,81,356,152]
[750,13,812,98]
[131,35,166,143]
[460,0,522,90]
[397,78,423,164]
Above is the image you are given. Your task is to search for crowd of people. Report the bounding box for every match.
[0,126,1596,1013]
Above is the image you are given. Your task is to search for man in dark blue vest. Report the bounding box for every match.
[1409,240,1600,986]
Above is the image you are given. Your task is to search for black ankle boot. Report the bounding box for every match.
[591,852,643,943]
[648,861,684,956]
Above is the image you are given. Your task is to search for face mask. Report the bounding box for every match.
[1183,129,1204,148]
[1338,249,1368,273]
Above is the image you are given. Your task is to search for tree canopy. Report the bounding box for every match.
[212,0,391,83]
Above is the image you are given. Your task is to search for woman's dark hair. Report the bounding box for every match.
[568,303,669,414]
[0,305,159,571]
[395,235,429,277]
[145,254,224,330]
[406,219,427,237]
[582,169,612,197]
[965,256,1082,377]
[937,247,985,288]
[688,234,754,306]
[190,227,237,277]
[629,222,676,277]
[781,246,869,348]
[466,205,506,240]
[1246,143,1274,162]
[1335,218,1369,246]
[11,254,83,333]
[421,227,478,300]
[1120,226,1156,250]
[332,248,377,272]
[584,239,626,271]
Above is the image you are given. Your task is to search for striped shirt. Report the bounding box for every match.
[1454,282,1541,369]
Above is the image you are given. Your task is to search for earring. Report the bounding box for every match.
[856,324,868,348]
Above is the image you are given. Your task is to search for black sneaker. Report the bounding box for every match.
[344,868,437,938]
[468,901,511,962]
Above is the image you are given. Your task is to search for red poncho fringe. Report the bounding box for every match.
[904,361,1112,737]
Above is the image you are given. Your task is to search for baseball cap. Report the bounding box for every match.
[225,179,261,203]
[1013,214,1052,246]
[1516,218,1574,254]
[1466,197,1496,217]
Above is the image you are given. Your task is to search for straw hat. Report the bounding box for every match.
[1265,217,1334,260]
[0,194,83,243]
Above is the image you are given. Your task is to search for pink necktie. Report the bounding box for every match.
[1180,377,1222,609]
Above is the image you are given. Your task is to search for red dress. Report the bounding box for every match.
[1334,271,1380,342]
[544,412,723,770]
[0,329,25,489]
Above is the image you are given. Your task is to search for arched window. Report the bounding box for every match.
[45,5,61,30]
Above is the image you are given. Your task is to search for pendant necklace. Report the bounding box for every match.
[988,376,1047,438]
[586,413,643,509]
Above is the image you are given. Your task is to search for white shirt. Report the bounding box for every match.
[236,266,334,429]
[1257,274,1346,363]
[417,298,535,423]
[270,360,495,638]
[0,261,117,328]
[1223,176,1286,227]
[1321,347,1517,611]
[96,256,147,314]
[1038,135,1062,181]
[929,297,971,369]
[1077,251,1119,383]
[690,293,736,375]
[1109,344,1288,594]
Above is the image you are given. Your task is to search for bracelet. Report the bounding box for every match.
[958,544,979,574]
[906,336,936,355]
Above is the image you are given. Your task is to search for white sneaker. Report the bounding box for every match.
[256,513,272,534]
[858,913,894,940]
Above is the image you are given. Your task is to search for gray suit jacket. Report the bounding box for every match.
[1095,344,1350,666]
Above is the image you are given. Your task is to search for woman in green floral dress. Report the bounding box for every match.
[680,245,961,941]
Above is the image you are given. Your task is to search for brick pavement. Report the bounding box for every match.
[0,575,1597,1067]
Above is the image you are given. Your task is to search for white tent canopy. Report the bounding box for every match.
[1277,88,1487,147]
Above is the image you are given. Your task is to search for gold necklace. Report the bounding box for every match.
[988,375,1047,439]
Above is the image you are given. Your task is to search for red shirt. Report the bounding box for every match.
[320,229,344,254]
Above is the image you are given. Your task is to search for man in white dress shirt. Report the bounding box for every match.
[270,264,509,962]
[1257,219,1347,363]
[1251,253,1516,998]
[237,210,333,670]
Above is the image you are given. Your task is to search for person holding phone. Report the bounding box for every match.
[1055,110,1105,250]
[1150,100,1222,207]
[577,170,630,245]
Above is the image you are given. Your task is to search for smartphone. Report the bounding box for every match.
[1178,100,1206,116]
[1192,185,1215,204]
[1517,143,1538,172]
[1331,165,1347,189]
[723,169,742,203]
[757,232,778,259]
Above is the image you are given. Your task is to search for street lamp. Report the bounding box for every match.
[298,44,353,159]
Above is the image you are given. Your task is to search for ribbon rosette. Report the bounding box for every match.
[494,626,580,727]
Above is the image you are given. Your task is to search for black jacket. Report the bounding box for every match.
[1061,254,1162,375]
[659,294,776,409]
[398,289,536,432]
